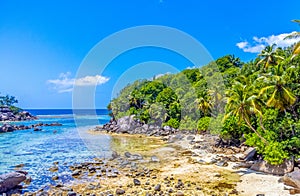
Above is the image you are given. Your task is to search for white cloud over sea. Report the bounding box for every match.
[236,31,300,53]
[47,72,110,93]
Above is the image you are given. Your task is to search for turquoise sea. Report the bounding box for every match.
[0,109,111,192]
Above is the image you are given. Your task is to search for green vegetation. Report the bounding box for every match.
[0,93,21,114]
[109,20,300,165]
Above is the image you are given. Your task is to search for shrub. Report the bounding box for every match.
[197,117,211,132]
[163,118,180,129]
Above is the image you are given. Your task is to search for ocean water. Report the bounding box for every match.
[0,109,111,192]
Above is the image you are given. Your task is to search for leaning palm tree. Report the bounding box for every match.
[284,19,300,58]
[225,80,267,144]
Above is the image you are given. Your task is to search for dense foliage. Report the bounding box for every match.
[109,21,300,165]
[0,93,21,114]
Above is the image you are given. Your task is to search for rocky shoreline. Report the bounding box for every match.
[2,115,300,195]
[93,115,300,195]
[0,106,37,121]
[0,122,62,133]
[8,132,297,195]
[94,115,196,137]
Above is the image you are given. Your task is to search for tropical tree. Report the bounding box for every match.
[258,64,296,111]
[256,45,284,69]
[225,80,267,143]
[284,19,300,58]
[195,95,212,117]
[0,94,18,107]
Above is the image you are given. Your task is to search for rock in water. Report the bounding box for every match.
[250,159,294,175]
[0,171,27,193]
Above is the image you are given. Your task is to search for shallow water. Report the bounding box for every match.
[0,110,111,192]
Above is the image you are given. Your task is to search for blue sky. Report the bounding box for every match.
[0,0,299,109]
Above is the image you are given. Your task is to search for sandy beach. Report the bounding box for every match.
[44,132,296,196]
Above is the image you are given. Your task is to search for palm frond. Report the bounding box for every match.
[284,32,300,40]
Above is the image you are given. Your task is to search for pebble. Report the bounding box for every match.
[52,175,59,180]
[216,161,228,167]
[154,184,161,191]
[49,166,58,172]
[133,178,141,186]
[176,191,184,196]
[36,191,49,196]
[115,188,125,195]
[67,191,76,196]
[72,170,81,176]
[151,155,160,162]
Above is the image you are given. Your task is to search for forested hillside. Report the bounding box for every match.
[109,22,300,165]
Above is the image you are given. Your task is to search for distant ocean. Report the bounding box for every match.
[0,109,111,192]
[26,108,109,116]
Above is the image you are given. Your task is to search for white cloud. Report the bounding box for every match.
[236,31,300,53]
[154,72,171,79]
[47,72,110,93]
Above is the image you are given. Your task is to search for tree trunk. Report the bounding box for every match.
[243,115,268,144]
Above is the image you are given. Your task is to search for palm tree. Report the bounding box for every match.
[195,96,212,117]
[225,80,267,143]
[256,45,284,69]
[258,64,296,111]
[284,19,300,58]
[228,54,243,68]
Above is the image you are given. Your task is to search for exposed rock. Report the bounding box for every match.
[111,151,119,159]
[133,178,141,186]
[232,162,254,169]
[116,188,125,195]
[49,166,58,172]
[67,191,77,196]
[168,134,184,143]
[48,122,62,126]
[176,192,184,196]
[52,176,59,181]
[186,135,195,141]
[36,191,49,196]
[0,106,37,122]
[216,160,229,167]
[93,115,181,137]
[0,122,63,134]
[281,170,300,189]
[0,171,27,193]
[154,184,161,191]
[127,153,143,161]
[71,170,81,176]
[124,152,131,158]
[241,147,256,161]
[250,159,294,175]
[34,127,42,132]
[150,155,160,162]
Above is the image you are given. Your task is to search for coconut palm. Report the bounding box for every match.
[258,64,296,111]
[257,45,284,69]
[225,80,267,143]
[195,96,212,117]
[284,19,300,58]
[228,54,243,68]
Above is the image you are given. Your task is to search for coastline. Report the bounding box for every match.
[43,131,292,196]
[0,122,296,195]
